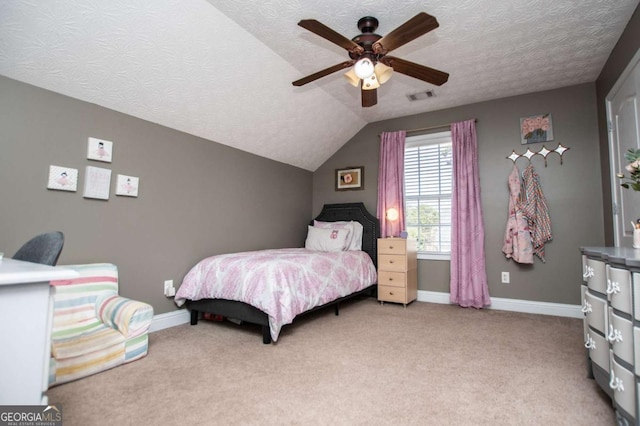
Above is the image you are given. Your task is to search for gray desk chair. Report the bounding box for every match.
[12,231,64,266]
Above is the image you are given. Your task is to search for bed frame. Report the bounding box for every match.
[185,202,380,344]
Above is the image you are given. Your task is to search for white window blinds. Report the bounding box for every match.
[404,131,452,254]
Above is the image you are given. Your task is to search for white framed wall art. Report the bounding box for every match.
[47,165,78,192]
[87,137,113,162]
[115,174,139,197]
[83,166,111,200]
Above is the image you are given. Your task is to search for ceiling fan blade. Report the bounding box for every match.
[374,13,439,54]
[361,87,377,107]
[298,19,364,55]
[292,60,355,86]
[382,56,449,86]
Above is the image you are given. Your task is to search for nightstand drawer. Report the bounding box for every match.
[378,239,407,255]
[378,271,406,288]
[378,254,406,272]
[378,285,406,303]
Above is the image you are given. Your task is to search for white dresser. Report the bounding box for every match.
[581,247,640,425]
[0,259,78,405]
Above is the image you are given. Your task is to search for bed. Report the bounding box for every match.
[175,202,380,344]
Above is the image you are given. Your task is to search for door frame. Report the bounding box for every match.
[607,47,640,247]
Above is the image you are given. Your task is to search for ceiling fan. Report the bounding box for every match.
[292,12,449,108]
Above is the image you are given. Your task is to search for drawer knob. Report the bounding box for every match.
[608,325,623,343]
[583,265,594,279]
[606,279,620,295]
[389,292,394,295]
[389,260,394,264]
[388,277,393,281]
[584,334,595,349]
[609,375,625,392]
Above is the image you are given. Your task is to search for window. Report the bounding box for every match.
[404,131,452,259]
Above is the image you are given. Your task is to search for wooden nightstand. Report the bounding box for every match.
[377,238,417,306]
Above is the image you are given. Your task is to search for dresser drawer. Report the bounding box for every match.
[609,309,633,366]
[585,290,608,335]
[585,331,609,372]
[378,285,407,303]
[378,238,406,255]
[607,265,632,315]
[611,357,635,419]
[581,284,589,341]
[378,254,406,272]
[633,327,640,375]
[633,273,640,321]
[378,271,406,288]
[584,258,606,294]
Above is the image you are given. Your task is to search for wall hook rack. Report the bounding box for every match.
[506,143,570,167]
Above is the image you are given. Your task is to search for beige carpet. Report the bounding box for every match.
[47,299,613,425]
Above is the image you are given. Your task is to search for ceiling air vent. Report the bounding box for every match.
[407,90,435,101]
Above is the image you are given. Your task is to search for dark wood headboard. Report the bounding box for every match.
[311,203,380,267]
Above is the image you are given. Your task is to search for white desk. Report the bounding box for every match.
[0,259,78,405]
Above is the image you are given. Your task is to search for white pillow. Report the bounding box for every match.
[314,220,363,251]
[305,226,350,252]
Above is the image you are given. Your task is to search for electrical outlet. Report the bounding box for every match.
[501,272,510,284]
[164,280,174,296]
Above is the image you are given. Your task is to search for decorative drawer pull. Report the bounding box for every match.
[583,266,595,279]
[389,292,394,296]
[606,280,620,295]
[389,260,394,264]
[389,246,394,249]
[610,375,625,392]
[388,278,393,281]
[608,325,623,343]
[581,300,592,314]
[584,335,596,350]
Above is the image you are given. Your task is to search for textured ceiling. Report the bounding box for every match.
[0,0,638,171]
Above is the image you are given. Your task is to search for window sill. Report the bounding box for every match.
[417,253,450,261]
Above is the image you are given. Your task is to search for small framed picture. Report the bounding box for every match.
[335,166,364,191]
[83,166,112,200]
[115,174,139,197]
[520,113,553,145]
[47,165,78,192]
[87,137,113,162]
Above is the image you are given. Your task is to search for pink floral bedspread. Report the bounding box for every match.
[175,248,377,342]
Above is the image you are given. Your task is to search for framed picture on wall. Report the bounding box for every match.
[47,165,78,192]
[87,137,113,162]
[335,166,364,191]
[115,174,139,197]
[83,166,111,200]
[520,113,553,144]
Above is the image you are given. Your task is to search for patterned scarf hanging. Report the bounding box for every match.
[520,165,552,262]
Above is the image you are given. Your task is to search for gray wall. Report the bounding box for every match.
[0,76,312,314]
[313,83,603,305]
[596,5,640,245]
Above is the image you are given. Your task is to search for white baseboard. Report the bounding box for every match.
[149,292,583,333]
[149,309,191,333]
[417,290,583,319]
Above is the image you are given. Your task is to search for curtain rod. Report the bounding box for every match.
[379,118,477,136]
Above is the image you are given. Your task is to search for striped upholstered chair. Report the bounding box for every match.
[48,263,154,386]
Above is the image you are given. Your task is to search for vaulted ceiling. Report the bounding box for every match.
[1,0,638,171]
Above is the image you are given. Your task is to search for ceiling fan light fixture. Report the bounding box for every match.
[374,62,394,84]
[343,69,360,87]
[354,57,375,79]
[361,74,380,90]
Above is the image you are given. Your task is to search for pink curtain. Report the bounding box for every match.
[450,120,491,308]
[377,131,406,238]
